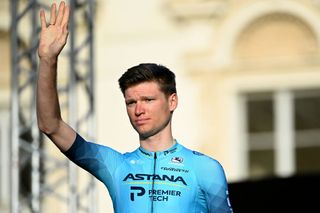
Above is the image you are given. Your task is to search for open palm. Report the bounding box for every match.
[38,1,70,59]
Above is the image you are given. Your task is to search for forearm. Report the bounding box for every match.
[36,57,61,135]
[37,57,76,151]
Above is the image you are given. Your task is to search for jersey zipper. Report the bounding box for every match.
[151,152,157,213]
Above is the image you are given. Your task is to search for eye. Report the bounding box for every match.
[145,98,154,103]
[126,100,136,106]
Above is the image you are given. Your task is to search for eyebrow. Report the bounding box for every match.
[125,95,157,102]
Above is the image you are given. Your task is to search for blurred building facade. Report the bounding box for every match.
[1,0,320,212]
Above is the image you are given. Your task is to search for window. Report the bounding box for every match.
[295,89,320,175]
[245,89,320,179]
[246,92,275,179]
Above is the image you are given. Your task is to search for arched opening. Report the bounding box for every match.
[233,13,318,64]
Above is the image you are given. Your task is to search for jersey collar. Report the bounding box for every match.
[138,140,182,159]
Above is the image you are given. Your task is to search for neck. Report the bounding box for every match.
[139,131,175,152]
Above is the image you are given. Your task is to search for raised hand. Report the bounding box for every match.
[38,1,70,59]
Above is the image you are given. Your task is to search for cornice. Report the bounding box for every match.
[164,0,229,21]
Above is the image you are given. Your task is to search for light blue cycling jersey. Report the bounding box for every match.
[64,134,233,213]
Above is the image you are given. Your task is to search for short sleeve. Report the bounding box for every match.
[195,155,233,213]
[63,133,124,187]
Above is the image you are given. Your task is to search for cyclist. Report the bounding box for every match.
[37,2,233,212]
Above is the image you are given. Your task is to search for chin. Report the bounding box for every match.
[138,130,156,140]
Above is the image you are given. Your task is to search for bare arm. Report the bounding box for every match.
[37,1,75,151]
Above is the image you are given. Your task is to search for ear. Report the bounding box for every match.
[168,93,178,112]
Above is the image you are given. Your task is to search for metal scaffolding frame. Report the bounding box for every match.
[10,0,96,212]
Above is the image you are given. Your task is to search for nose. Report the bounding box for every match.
[135,102,145,116]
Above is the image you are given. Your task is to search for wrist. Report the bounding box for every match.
[39,55,58,65]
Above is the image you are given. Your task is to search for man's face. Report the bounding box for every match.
[124,81,177,139]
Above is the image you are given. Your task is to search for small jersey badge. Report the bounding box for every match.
[171,156,184,164]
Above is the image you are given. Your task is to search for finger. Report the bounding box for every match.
[56,1,66,25]
[39,9,47,30]
[49,3,57,25]
[61,5,70,30]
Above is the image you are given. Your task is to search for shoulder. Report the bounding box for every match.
[123,148,139,159]
[180,144,222,167]
[180,145,227,180]
[64,133,124,160]
[196,153,224,174]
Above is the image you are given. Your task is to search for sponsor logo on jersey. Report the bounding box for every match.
[129,186,182,202]
[149,189,182,201]
[123,173,187,186]
[171,156,183,164]
[164,147,177,156]
[161,167,189,173]
[130,186,145,201]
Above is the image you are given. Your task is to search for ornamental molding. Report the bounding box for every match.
[165,0,229,20]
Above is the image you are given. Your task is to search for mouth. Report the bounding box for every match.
[135,118,149,126]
